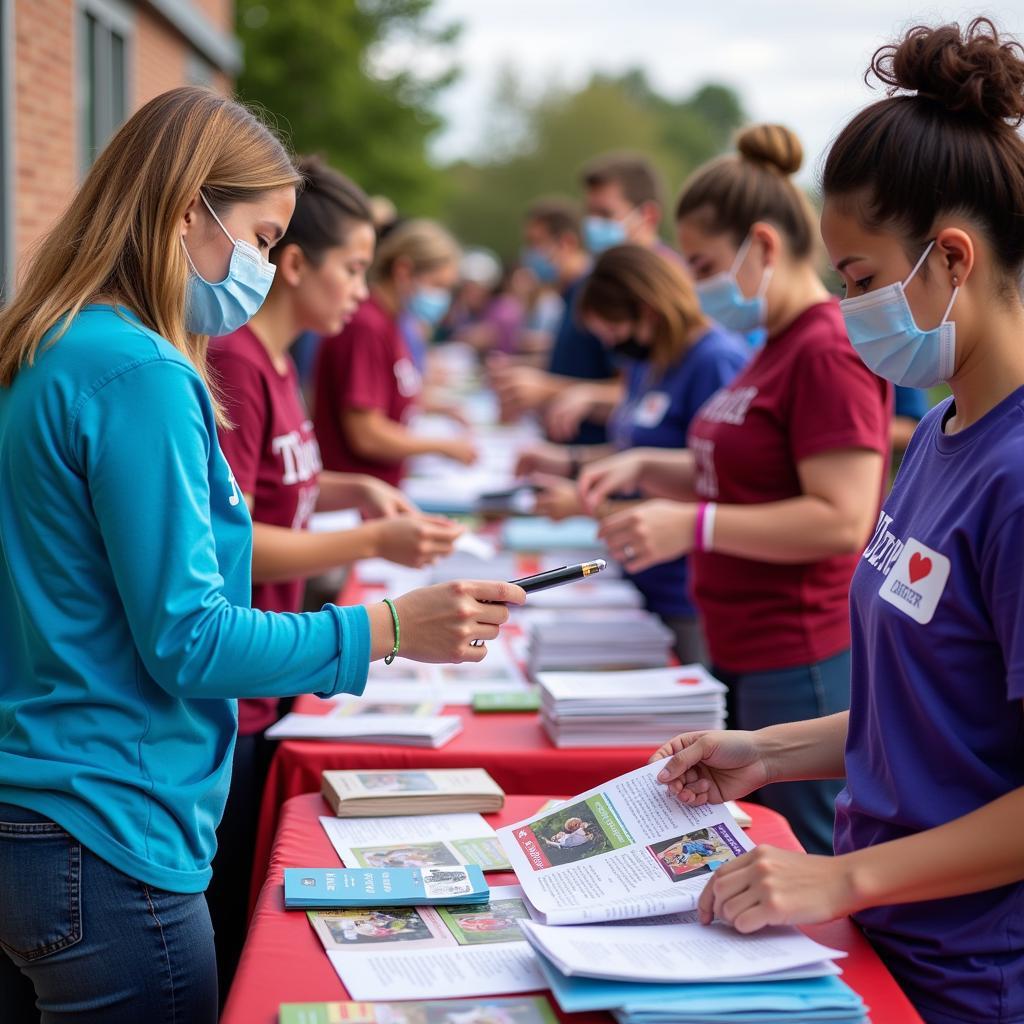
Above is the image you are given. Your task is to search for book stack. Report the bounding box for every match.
[537,666,727,747]
[526,615,674,675]
[321,768,505,818]
[265,712,463,749]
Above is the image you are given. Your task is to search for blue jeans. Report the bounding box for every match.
[0,803,217,1023]
[715,649,851,856]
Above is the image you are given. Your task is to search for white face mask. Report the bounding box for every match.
[181,193,276,336]
[839,240,958,388]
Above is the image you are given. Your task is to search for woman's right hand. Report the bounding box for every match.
[387,580,527,663]
[514,441,571,479]
[372,516,462,568]
[577,450,644,513]
[649,730,773,807]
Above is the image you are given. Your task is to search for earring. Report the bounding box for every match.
[951,274,959,285]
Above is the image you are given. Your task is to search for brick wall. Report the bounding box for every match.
[9,0,235,284]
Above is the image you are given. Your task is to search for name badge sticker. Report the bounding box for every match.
[633,391,670,428]
[878,538,950,625]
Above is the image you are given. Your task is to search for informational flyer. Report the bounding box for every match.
[497,761,753,924]
[320,813,512,872]
[309,885,547,1000]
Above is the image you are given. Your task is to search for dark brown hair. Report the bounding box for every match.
[822,18,1024,278]
[576,244,707,368]
[674,124,816,259]
[524,197,582,241]
[273,155,372,266]
[581,152,664,209]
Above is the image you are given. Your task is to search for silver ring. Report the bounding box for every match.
[623,545,636,560]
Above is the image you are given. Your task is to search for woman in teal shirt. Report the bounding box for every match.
[0,87,520,1023]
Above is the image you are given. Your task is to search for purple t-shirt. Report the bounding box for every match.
[607,325,748,618]
[835,389,1024,1024]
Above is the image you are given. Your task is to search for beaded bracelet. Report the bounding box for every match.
[382,597,401,665]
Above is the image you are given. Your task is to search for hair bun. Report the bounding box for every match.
[872,17,1024,125]
[736,124,803,176]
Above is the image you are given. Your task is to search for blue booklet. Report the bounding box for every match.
[283,866,489,909]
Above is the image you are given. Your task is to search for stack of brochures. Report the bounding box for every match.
[265,711,463,748]
[526,615,673,675]
[283,865,489,908]
[500,515,602,552]
[321,768,505,817]
[537,666,727,747]
[494,763,867,1023]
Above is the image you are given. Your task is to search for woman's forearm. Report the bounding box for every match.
[251,521,382,583]
[315,472,370,512]
[845,785,1024,912]
[760,712,849,784]
[636,449,699,500]
[343,411,445,463]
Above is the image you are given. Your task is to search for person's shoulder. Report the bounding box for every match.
[322,297,394,355]
[208,326,265,369]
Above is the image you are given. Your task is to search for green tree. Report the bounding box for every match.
[440,69,746,261]
[235,0,459,212]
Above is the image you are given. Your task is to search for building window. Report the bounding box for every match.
[78,0,132,172]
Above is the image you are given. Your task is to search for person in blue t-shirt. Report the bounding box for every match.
[651,19,1024,1024]
[0,88,522,1024]
[891,384,929,465]
[516,244,748,663]
[491,156,678,445]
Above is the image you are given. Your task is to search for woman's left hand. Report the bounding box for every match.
[355,476,418,519]
[531,473,584,520]
[598,500,696,572]
[697,846,860,932]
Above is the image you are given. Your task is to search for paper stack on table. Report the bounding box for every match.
[501,516,602,552]
[265,712,463,748]
[321,768,505,817]
[537,666,727,747]
[283,865,490,909]
[526,614,673,675]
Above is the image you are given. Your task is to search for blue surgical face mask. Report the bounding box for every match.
[182,193,276,336]
[840,240,958,388]
[406,286,451,327]
[694,235,773,332]
[522,247,559,284]
[582,215,629,255]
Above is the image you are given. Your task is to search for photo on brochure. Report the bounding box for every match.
[335,703,438,718]
[423,998,556,1024]
[282,996,557,1024]
[355,771,441,794]
[646,823,743,883]
[308,907,450,950]
[517,796,632,868]
[353,842,462,869]
[436,897,533,946]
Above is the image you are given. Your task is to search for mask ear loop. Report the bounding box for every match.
[728,234,754,277]
[903,239,959,326]
[200,191,237,245]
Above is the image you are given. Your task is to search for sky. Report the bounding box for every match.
[395,1,1024,183]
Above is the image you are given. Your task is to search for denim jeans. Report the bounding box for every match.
[715,649,851,856]
[0,802,217,1024]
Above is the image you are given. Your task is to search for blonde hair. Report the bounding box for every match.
[372,218,460,283]
[577,244,708,368]
[0,86,299,422]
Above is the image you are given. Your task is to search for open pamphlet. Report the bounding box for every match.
[497,761,753,924]
[266,712,462,748]
[322,769,505,818]
[308,884,546,1000]
[320,812,512,872]
[278,996,558,1024]
[283,865,489,909]
[520,912,846,984]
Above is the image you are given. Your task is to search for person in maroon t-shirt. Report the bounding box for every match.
[313,219,477,485]
[579,125,891,856]
[206,158,462,997]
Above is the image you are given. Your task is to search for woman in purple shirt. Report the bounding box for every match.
[652,19,1024,1023]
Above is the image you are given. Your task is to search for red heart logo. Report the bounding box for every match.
[675,677,700,686]
[908,552,932,584]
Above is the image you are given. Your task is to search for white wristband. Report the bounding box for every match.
[702,502,717,553]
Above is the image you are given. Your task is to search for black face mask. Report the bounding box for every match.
[611,336,652,362]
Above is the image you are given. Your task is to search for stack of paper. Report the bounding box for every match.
[501,516,602,551]
[321,768,505,817]
[265,712,462,748]
[526,615,673,675]
[538,666,727,747]
[283,865,489,908]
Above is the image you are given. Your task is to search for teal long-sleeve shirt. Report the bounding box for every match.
[0,305,369,893]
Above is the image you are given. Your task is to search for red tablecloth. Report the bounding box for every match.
[252,698,654,910]
[225,792,922,1024]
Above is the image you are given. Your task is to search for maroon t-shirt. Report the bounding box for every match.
[209,325,322,734]
[313,295,421,487]
[687,300,892,673]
